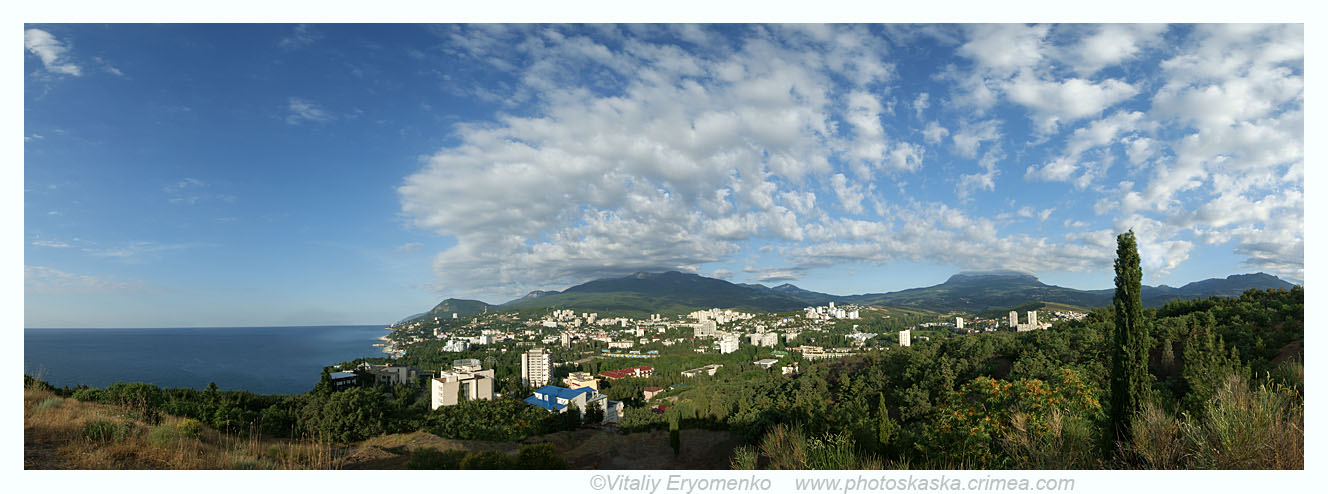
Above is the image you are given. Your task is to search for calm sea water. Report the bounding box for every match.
[24,325,389,395]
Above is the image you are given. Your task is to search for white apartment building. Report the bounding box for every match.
[956,317,964,329]
[521,347,553,388]
[718,335,740,354]
[1009,311,1018,327]
[899,329,911,347]
[431,360,495,409]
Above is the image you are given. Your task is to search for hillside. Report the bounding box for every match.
[421,298,495,320]
[403,270,1297,321]
[498,271,809,317]
[843,271,1108,312]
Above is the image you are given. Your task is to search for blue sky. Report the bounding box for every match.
[23,24,1304,327]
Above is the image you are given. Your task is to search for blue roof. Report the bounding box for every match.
[525,385,594,411]
[533,385,594,400]
[524,394,566,411]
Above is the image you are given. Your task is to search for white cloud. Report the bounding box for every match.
[279,24,322,50]
[1026,110,1151,186]
[1005,75,1138,133]
[25,266,143,293]
[951,119,1001,158]
[1066,24,1168,76]
[395,242,424,253]
[957,143,1002,199]
[922,121,949,144]
[287,97,334,124]
[24,29,81,76]
[31,240,71,248]
[959,24,1049,77]
[912,92,929,119]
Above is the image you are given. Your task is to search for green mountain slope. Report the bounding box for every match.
[498,271,809,317]
[401,271,1296,322]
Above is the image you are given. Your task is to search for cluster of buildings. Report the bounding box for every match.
[689,308,756,325]
[803,301,860,321]
[1009,310,1051,332]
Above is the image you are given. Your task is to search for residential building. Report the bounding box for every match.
[358,363,422,387]
[899,329,911,347]
[956,317,964,329]
[781,362,800,375]
[564,371,600,391]
[524,385,622,424]
[442,339,470,352]
[753,358,780,369]
[643,386,664,401]
[680,364,723,378]
[328,371,359,390]
[600,365,654,380]
[1009,311,1018,327]
[718,335,740,354]
[1028,310,1038,327]
[521,347,553,388]
[694,319,718,338]
[431,359,495,409]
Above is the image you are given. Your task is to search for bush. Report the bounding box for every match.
[1125,401,1186,469]
[72,388,105,403]
[83,420,117,442]
[458,450,516,469]
[730,445,758,470]
[176,418,204,439]
[405,448,467,470]
[1181,374,1303,469]
[148,425,178,448]
[37,397,63,411]
[516,443,567,469]
[104,382,166,424]
[84,419,134,442]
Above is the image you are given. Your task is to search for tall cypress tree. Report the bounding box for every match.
[1109,230,1151,446]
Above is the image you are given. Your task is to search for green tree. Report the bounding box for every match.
[1110,230,1151,447]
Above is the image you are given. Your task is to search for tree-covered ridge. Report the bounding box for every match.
[402,270,1296,323]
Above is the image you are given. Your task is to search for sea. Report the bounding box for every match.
[23,325,390,395]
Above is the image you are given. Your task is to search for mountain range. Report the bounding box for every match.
[406,270,1295,322]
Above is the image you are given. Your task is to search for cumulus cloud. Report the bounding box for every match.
[1066,24,1168,76]
[24,28,81,76]
[394,24,1302,298]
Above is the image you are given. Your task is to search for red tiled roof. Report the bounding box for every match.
[599,365,654,379]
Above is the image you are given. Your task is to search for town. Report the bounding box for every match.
[342,302,1086,425]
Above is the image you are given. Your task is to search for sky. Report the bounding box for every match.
[23,23,1304,328]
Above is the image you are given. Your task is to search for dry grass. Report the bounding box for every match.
[24,384,338,470]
